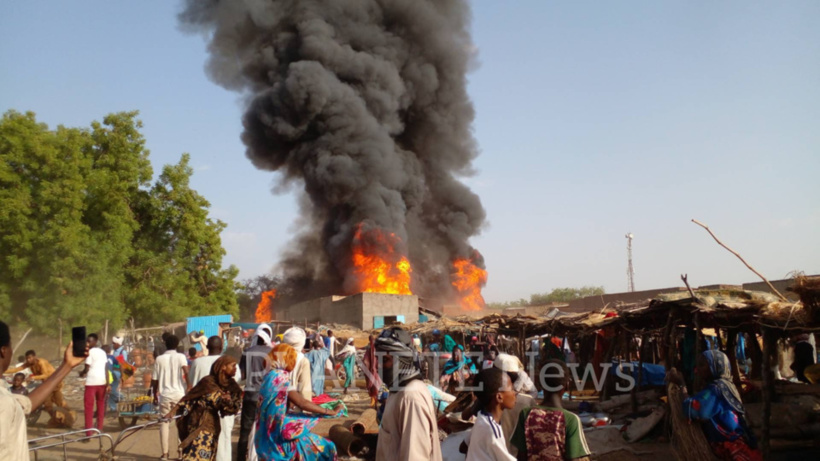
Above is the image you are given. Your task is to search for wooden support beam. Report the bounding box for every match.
[600,331,618,402]
[662,309,676,369]
[747,329,763,380]
[761,327,775,459]
[694,314,704,391]
[725,329,744,393]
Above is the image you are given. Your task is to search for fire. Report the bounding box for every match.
[451,257,488,311]
[351,225,413,295]
[255,289,276,323]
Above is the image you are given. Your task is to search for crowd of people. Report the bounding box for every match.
[3,317,816,461]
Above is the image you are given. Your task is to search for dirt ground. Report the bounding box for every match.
[27,379,375,461]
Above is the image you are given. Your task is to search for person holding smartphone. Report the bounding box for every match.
[78,333,109,438]
[0,321,88,459]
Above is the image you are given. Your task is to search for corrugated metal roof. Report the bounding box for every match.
[187,315,233,350]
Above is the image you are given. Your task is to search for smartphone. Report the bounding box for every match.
[71,327,87,357]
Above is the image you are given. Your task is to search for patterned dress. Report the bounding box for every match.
[179,391,242,460]
[510,406,591,460]
[255,368,337,461]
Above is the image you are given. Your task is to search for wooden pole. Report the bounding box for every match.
[58,319,63,360]
[663,309,676,369]
[725,329,743,392]
[601,332,618,402]
[761,328,774,459]
[694,314,704,390]
[13,328,32,353]
[104,320,109,345]
[632,333,647,413]
[628,333,638,413]
[747,329,763,380]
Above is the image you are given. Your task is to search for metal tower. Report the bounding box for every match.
[625,233,635,292]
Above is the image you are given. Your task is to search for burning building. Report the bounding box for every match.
[276,292,419,330]
[181,0,488,310]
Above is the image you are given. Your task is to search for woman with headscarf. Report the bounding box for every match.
[363,334,382,408]
[305,339,331,397]
[255,343,341,461]
[168,356,243,461]
[668,350,761,461]
[282,327,312,401]
[336,338,356,394]
[439,345,477,393]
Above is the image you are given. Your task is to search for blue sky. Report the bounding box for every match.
[2,1,818,302]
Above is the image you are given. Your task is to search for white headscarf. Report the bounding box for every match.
[338,338,356,358]
[252,323,273,347]
[282,327,307,350]
[112,336,124,346]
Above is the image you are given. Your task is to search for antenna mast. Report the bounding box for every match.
[625,233,635,292]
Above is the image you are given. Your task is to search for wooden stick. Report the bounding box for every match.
[681,274,698,300]
[725,329,744,393]
[663,310,676,369]
[761,328,774,459]
[694,314,704,391]
[691,219,787,300]
[14,328,32,353]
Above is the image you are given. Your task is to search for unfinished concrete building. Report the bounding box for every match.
[277,292,419,330]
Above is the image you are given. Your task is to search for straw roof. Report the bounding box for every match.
[405,287,819,339]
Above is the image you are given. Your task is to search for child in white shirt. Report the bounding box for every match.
[466,367,518,461]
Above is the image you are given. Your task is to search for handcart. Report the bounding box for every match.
[116,387,157,430]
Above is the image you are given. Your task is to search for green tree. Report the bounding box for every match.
[529,286,605,305]
[126,154,238,326]
[0,110,237,333]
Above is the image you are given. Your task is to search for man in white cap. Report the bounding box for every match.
[282,327,312,401]
[493,353,538,456]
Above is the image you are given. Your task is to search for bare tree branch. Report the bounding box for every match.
[691,219,787,301]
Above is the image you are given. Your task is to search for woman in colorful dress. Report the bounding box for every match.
[669,350,761,461]
[170,355,243,461]
[336,338,357,394]
[255,343,342,461]
[439,345,477,393]
[362,334,382,408]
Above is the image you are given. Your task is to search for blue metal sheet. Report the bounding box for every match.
[187,315,233,350]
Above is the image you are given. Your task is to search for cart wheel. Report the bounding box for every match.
[118,416,138,430]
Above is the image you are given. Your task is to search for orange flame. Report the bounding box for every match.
[255,289,276,323]
[351,225,413,295]
[451,258,487,311]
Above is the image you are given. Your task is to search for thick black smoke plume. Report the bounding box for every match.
[180,0,486,305]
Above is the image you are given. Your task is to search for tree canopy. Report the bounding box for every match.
[487,286,606,309]
[0,110,238,333]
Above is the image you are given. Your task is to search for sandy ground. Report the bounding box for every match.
[26,379,375,461]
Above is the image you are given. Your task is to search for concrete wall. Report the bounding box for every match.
[359,293,419,329]
[277,293,419,329]
[563,276,816,313]
[278,297,329,324]
[742,279,801,301]
[565,286,686,312]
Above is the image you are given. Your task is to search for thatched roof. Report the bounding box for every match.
[407,286,819,339]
